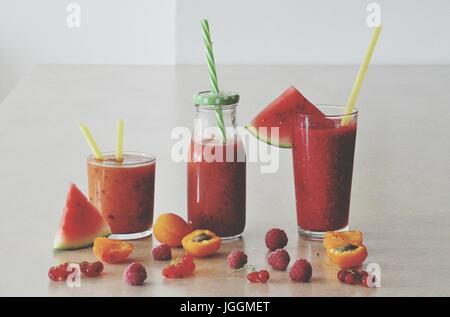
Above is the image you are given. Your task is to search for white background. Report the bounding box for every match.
[1,0,450,101]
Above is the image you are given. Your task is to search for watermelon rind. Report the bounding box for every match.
[53,224,111,251]
[245,125,292,149]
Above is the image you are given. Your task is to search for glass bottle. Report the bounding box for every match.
[187,91,246,239]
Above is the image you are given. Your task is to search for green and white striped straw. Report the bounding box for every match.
[201,19,226,142]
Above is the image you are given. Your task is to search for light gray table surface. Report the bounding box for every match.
[0,65,449,297]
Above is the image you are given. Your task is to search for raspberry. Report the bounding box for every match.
[79,261,89,274]
[162,254,196,278]
[289,259,312,282]
[79,261,104,277]
[258,270,270,283]
[48,266,65,281]
[48,263,74,282]
[123,262,147,285]
[180,255,196,276]
[83,261,104,277]
[247,271,259,283]
[152,244,172,261]
[227,250,248,269]
[267,249,290,271]
[265,228,288,251]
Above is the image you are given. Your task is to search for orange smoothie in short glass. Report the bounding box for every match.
[87,152,156,239]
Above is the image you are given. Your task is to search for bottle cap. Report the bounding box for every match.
[193,91,240,106]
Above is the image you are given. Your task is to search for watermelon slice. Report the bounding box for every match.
[53,183,111,250]
[246,86,328,148]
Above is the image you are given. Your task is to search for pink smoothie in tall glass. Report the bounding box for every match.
[292,108,357,234]
[187,139,246,238]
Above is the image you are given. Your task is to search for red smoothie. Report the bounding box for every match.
[292,115,357,233]
[187,139,246,238]
[87,152,156,236]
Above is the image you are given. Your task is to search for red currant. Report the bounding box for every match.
[360,270,368,277]
[344,272,357,285]
[247,271,260,283]
[337,269,347,282]
[258,270,270,283]
[362,274,376,287]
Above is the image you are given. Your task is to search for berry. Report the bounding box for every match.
[359,270,369,280]
[48,266,65,281]
[49,261,104,281]
[79,261,104,277]
[83,261,104,277]
[337,269,375,287]
[152,244,172,261]
[267,249,290,271]
[258,270,270,283]
[227,250,248,269]
[123,262,147,285]
[162,253,196,278]
[344,272,357,285]
[48,268,58,281]
[48,263,73,282]
[289,259,312,282]
[337,269,347,282]
[265,228,288,251]
[79,261,89,274]
[247,271,259,283]
[362,274,376,288]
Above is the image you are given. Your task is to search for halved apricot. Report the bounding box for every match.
[326,243,368,268]
[182,229,221,257]
[93,237,133,264]
[323,230,363,250]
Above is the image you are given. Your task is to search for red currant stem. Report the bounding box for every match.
[226,264,256,276]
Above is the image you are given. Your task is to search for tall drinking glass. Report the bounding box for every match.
[292,105,358,240]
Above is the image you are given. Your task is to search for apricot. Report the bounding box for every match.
[153,213,192,247]
[93,237,133,264]
[182,229,221,257]
[326,243,368,268]
[323,230,363,250]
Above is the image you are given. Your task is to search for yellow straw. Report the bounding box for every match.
[342,25,382,125]
[116,119,124,162]
[79,124,104,160]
